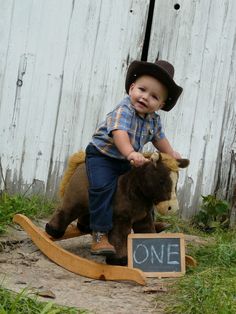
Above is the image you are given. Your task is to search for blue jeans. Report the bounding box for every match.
[85,143,131,232]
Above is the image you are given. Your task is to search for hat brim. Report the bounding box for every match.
[125,61,183,111]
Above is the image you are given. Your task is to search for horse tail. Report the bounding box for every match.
[59,151,86,198]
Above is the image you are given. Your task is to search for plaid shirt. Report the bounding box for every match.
[91,95,165,159]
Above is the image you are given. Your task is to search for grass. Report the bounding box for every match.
[0,192,55,234]
[0,286,89,313]
[155,214,236,313]
[1,194,236,313]
[0,192,91,313]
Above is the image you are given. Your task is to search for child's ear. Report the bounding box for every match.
[160,102,166,109]
[129,83,135,95]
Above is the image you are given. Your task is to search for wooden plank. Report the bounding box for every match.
[148,0,236,217]
[46,0,150,197]
[13,214,146,285]
[1,0,236,221]
[0,0,149,197]
[0,0,74,193]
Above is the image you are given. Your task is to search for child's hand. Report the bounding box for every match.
[127,151,149,167]
[170,151,182,159]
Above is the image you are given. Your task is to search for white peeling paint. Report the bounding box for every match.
[148,0,236,217]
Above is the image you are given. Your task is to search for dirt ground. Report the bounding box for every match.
[0,220,179,314]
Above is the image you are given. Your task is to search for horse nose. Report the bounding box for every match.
[168,206,172,210]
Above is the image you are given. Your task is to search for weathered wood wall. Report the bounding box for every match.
[0,0,235,218]
[148,0,236,217]
[0,0,149,195]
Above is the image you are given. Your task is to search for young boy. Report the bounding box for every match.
[85,59,183,256]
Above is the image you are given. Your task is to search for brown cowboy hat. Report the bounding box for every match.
[125,60,183,111]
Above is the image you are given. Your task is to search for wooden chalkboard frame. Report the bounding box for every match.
[128,233,186,277]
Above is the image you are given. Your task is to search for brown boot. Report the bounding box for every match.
[91,232,116,256]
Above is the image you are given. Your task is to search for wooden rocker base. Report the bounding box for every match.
[185,254,197,267]
[13,214,146,286]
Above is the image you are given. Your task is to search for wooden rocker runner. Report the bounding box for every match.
[13,214,147,286]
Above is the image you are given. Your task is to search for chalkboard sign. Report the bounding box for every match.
[128,233,185,277]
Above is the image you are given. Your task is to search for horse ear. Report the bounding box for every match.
[177,158,190,168]
[150,152,162,167]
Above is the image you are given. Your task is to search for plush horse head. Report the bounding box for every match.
[142,152,189,215]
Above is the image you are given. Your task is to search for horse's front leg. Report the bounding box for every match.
[132,211,156,233]
[45,203,84,238]
[106,217,132,266]
[45,189,89,238]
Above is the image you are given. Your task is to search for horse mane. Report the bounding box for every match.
[59,151,85,198]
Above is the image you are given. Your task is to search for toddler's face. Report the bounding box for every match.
[129,75,167,117]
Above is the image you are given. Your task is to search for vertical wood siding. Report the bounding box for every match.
[148,0,236,217]
[0,0,149,197]
[0,0,235,218]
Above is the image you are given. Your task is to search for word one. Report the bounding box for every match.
[133,243,179,265]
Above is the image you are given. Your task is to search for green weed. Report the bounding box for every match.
[0,193,91,313]
[0,193,55,234]
[192,195,230,231]
[160,230,236,313]
[155,212,205,236]
[0,287,89,314]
